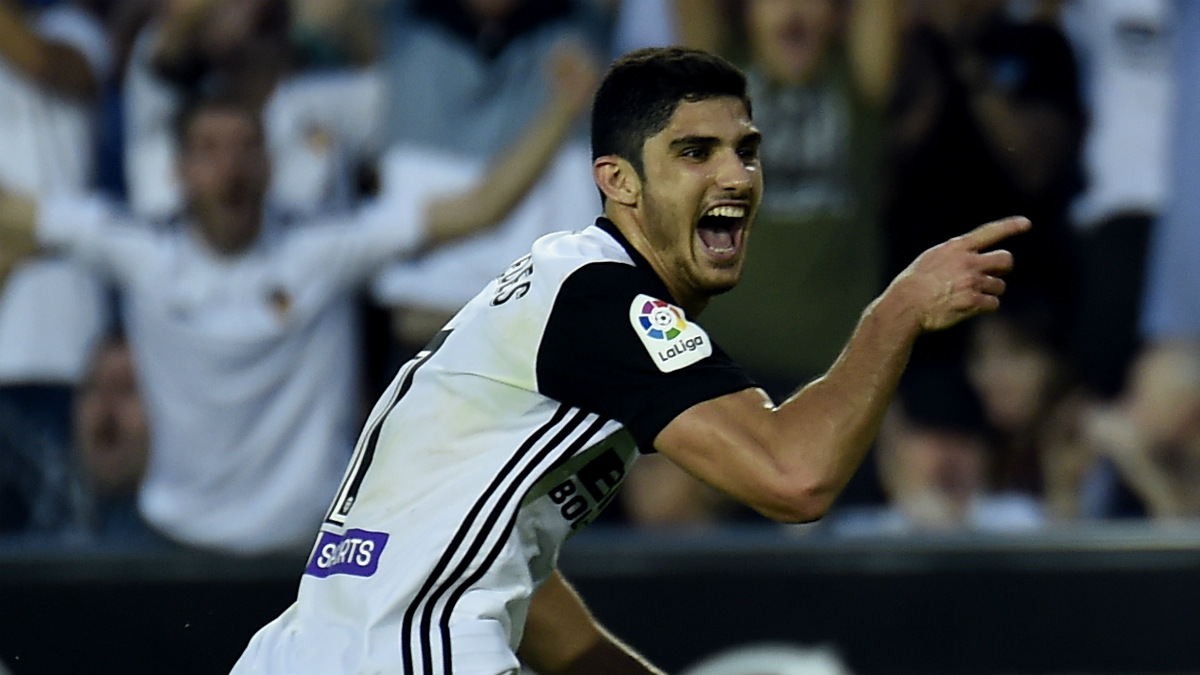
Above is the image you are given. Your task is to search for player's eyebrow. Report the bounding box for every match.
[738,130,763,150]
[668,135,720,151]
[669,130,763,152]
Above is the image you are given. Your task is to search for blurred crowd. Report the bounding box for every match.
[0,0,1198,557]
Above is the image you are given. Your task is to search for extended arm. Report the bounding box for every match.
[518,570,665,675]
[418,40,600,248]
[0,0,99,98]
[656,216,1030,522]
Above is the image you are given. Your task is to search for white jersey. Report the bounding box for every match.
[37,196,424,554]
[0,4,112,383]
[232,219,755,675]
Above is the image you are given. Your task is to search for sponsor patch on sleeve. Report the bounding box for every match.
[628,294,713,373]
[304,528,389,578]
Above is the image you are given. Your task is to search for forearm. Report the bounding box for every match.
[0,0,96,98]
[661,218,1024,523]
[775,289,921,510]
[1106,443,1183,519]
[551,632,665,675]
[659,288,921,524]
[422,96,582,246]
[519,570,665,675]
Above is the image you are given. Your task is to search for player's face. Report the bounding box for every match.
[637,96,762,309]
[178,108,270,255]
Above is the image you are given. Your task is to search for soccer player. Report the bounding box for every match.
[230,47,1029,675]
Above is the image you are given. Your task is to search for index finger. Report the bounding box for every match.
[959,216,1031,251]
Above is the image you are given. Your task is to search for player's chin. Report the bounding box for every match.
[699,270,741,297]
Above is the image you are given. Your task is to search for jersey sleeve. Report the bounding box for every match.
[536,262,756,450]
[37,194,159,283]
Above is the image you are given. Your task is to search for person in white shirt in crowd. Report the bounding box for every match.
[1075,0,1200,522]
[0,0,113,535]
[368,0,609,365]
[0,45,597,554]
[121,0,383,219]
[1060,0,1174,400]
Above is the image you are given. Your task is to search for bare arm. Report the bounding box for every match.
[846,0,902,106]
[0,0,99,98]
[0,187,38,288]
[518,570,665,675]
[419,40,600,248]
[657,216,1031,522]
[150,0,274,73]
[669,0,730,54]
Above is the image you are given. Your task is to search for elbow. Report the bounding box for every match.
[752,474,838,524]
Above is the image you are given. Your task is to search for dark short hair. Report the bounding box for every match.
[172,92,265,152]
[591,46,750,178]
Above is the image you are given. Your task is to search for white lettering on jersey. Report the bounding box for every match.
[628,294,712,373]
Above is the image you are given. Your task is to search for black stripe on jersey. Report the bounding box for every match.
[436,415,611,675]
[399,405,605,675]
[400,403,576,675]
[326,330,452,525]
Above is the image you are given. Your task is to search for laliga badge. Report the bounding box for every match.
[629,294,712,373]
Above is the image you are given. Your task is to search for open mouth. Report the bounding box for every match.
[697,204,748,261]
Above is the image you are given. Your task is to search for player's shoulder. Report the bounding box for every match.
[477,219,672,325]
[530,222,634,274]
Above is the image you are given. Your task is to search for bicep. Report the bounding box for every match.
[653,387,791,519]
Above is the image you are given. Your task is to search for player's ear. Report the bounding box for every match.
[593,156,640,207]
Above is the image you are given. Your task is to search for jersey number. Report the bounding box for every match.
[324,330,451,525]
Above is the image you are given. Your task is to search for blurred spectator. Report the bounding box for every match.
[965,303,1094,521]
[0,378,76,534]
[682,642,853,675]
[0,0,113,533]
[0,84,586,554]
[1070,0,1200,524]
[701,0,899,399]
[883,0,1086,397]
[607,0,729,58]
[369,0,606,366]
[69,331,156,542]
[1082,343,1200,521]
[1061,0,1173,400]
[1139,0,1200,346]
[122,0,290,217]
[122,0,383,218]
[260,0,385,215]
[831,367,1044,535]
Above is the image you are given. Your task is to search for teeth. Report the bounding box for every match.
[704,205,745,218]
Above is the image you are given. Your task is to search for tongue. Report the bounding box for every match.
[699,227,734,251]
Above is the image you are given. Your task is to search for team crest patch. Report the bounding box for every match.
[629,294,712,372]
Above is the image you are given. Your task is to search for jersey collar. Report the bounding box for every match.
[593,216,688,316]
